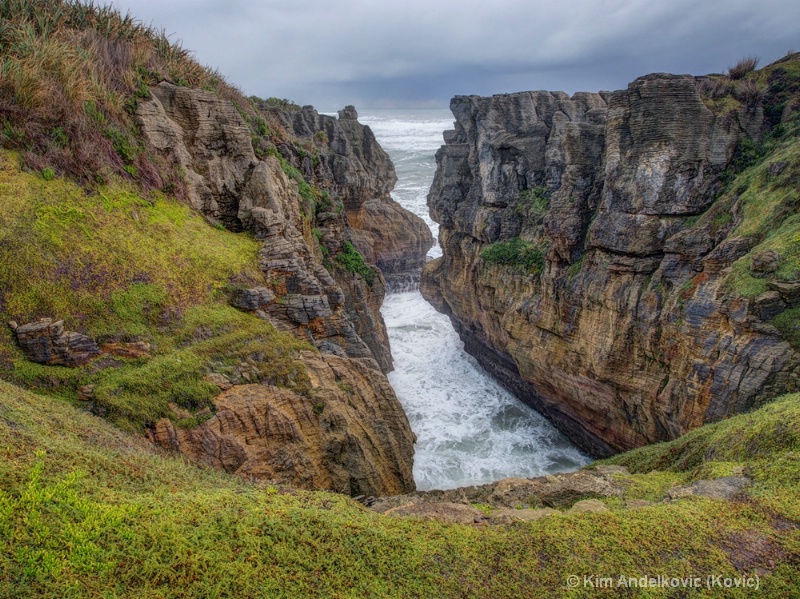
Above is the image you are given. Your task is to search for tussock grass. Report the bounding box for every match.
[728,56,760,80]
[0,0,264,189]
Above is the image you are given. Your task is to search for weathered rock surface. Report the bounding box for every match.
[11,319,99,366]
[383,502,488,524]
[151,351,415,496]
[277,105,434,290]
[11,319,157,366]
[372,466,753,524]
[667,476,751,501]
[370,465,628,514]
[422,73,800,456]
[137,87,428,368]
[136,85,421,493]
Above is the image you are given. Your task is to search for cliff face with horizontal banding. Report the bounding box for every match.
[133,85,424,493]
[422,58,800,456]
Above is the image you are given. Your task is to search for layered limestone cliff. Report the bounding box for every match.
[132,83,424,493]
[151,351,415,496]
[276,104,434,290]
[423,60,800,456]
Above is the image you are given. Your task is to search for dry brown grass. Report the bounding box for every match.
[733,78,765,105]
[728,55,760,80]
[0,0,265,190]
[697,76,732,99]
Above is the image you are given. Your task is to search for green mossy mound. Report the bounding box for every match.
[0,151,312,432]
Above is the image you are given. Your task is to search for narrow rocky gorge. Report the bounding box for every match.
[422,58,800,456]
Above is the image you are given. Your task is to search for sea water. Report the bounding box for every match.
[360,109,589,491]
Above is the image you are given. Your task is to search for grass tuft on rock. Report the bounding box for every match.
[481,236,546,275]
[335,240,377,286]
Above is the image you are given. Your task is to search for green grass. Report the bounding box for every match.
[481,237,546,274]
[0,150,313,432]
[773,307,800,351]
[709,120,800,300]
[0,151,261,330]
[85,304,312,432]
[1,381,799,597]
[518,186,550,218]
[335,240,376,286]
[603,392,800,527]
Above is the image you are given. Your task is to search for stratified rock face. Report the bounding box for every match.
[136,83,255,230]
[138,85,385,368]
[423,76,800,456]
[152,352,415,496]
[11,319,99,367]
[137,84,418,493]
[282,105,434,290]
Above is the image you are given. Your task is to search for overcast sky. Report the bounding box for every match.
[112,0,800,111]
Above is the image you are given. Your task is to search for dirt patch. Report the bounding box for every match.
[722,530,788,576]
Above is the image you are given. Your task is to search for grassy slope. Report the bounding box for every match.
[1,379,799,597]
[0,151,312,433]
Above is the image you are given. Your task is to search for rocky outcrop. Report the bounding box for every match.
[372,465,628,512]
[10,319,152,367]
[370,465,629,523]
[135,83,255,230]
[423,67,800,456]
[138,84,392,368]
[151,351,415,496]
[10,318,99,367]
[278,105,434,290]
[136,84,420,493]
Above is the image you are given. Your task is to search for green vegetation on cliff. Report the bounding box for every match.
[336,240,377,286]
[481,236,546,275]
[0,150,312,432]
[720,117,800,309]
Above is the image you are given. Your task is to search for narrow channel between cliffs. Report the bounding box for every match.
[361,110,588,490]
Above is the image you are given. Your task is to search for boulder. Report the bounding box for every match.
[12,318,99,367]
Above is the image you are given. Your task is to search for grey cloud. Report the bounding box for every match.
[113,0,800,108]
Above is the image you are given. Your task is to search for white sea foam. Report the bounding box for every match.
[360,109,452,258]
[363,109,589,490]
[382,292,588,490]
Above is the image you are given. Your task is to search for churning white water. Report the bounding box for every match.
[360,109,588,491]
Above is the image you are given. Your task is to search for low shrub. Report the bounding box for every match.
[335,241,375,285]
[728,56,759,80]
[481,237,546,274]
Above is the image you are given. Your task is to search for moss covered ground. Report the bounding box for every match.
[0,378,798,597]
